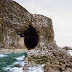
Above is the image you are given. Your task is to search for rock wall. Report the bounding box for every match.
[32,14,54,46]
[0,0,32,49]
[0,0,72,72]
[0,0,32,34]
[0,26,24,49]
[0,0,55,49]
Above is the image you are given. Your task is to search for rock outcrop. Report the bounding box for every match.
[0,0,32,34]
[0,0,54,49]
[32,14,54,45]
[27,15,72,72]
[0,0,72,72]
[0,0,32,48]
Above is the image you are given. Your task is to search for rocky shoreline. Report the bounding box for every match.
[0,0,72,72]
[0,48,27,53]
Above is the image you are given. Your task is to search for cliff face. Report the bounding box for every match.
[32,14,54,46]
[0,0,32,34]
[0,0,32,48]
[0,0,72,72]
[0,0,54,49]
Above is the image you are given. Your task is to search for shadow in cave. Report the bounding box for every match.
[19,25,39,50]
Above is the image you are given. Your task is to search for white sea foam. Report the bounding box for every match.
[28,67,44,72]
[13,61,27,67]
[4,61,25,72]
[16,56,25,61]
[4,67,23,72]
[68,50,72,56]
[4,61,44,72]
[3,55,44,72]
[0,54,7,57]
[28,64,45,72]
[10,67,23,72]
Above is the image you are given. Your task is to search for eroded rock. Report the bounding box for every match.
[32,14,54,46]
[0,0,32,34]
[0,26,25,49]
[0,0,32,49]
[0,0,72,72]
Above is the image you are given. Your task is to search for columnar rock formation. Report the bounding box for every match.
[32,14,54,46]
[0,0,54,49]
[0,0,72,72]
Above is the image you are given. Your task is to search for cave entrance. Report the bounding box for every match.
[20,25,39,50]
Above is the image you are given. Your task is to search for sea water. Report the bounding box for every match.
[0,52,44,72]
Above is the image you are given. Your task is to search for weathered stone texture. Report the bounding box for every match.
[0,26,25,48]
[0,0,32,34]
[32,14,54,46]
[0,0,32,48]
[0,0,55,49]
[0,0,72,72]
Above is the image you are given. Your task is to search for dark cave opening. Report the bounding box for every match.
[20,25,39,50]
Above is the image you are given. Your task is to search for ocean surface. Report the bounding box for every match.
[0,52,44,72]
